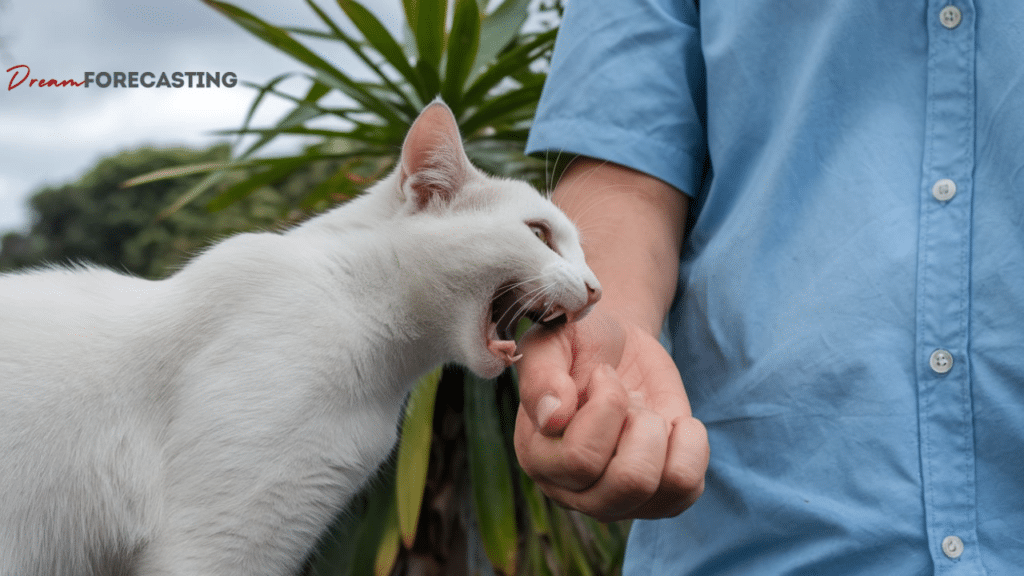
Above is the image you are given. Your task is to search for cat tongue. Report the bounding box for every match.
[487,338,522,366]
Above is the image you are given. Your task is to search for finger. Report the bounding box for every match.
[618,324,691,422]
[516,364,629,491]
[542,406,670,522]
[631,416,709,519]
[517,308,628,435]
[515,324,577,434]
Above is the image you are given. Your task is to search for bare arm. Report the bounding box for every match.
[514,158,709,521]
[553,158,686,335]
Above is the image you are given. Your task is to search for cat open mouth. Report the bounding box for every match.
[486,282,571,366]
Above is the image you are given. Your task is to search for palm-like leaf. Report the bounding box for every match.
[130,0,551,212]
[128,0,625,574]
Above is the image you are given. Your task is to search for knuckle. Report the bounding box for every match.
[608,386,631,414]
[663,462,706,495]
[594,379,629,414]
[611,461,661,501]
[563,442,608,484]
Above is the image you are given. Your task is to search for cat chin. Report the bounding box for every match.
[472,277,596,379]
[459,342,511,379]
[471,357,512,380]
[463,314,527,379]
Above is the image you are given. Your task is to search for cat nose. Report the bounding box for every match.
[584,281,602,308]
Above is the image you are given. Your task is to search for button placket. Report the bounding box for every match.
[917,0,983,570]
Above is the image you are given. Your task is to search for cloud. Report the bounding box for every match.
[0,0,404,234]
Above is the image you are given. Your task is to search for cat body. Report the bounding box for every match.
[0,103,600,576]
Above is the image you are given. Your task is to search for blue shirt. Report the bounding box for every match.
[527,1,1024,574]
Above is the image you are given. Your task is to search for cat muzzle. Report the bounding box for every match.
[487,281,599,366]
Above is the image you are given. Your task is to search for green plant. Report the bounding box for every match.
[130,0,626,573]
[130,0,559,215]
[0,145,300,279]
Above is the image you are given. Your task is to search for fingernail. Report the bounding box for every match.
[537,394,561,428]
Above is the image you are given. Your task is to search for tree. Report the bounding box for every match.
[0,145,314,279]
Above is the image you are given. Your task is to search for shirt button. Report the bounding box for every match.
[932,178,957,202]
[930,349,954,374]
[940,5,962,29]
[942,535,964,559]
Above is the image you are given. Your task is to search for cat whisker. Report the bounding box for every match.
[493,285,544,327]
[491,283,555,341]
[491,275,544,301]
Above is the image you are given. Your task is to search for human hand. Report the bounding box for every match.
[514,306,709,522]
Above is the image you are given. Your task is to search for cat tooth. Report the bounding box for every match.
[511,353,523,363]
[488,338,519,364]
[542,309,565,323]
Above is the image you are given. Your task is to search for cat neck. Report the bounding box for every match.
[288,178,488,379]
[318,229,451,393]
[163,223,448,404]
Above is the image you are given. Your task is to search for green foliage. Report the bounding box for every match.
[464,372,518,574]
[132,0,557,218]
[120,0,625,573]
[0,145,311,278]
[396,368,442,549]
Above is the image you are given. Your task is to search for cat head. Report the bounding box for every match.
[393,101,601,378]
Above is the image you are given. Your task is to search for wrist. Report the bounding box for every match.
[593,292,668,339]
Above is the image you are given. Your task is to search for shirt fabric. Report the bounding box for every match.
[526,1,1024,574]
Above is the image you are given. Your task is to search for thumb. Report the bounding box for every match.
[516,324,579,435]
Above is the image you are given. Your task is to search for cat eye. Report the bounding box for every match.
[528,222,552,249]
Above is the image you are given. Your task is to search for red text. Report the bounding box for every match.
[6,65,84,91]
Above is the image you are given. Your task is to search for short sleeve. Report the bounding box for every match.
[526,0,706,196]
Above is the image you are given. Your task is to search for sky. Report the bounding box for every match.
[0,0,406,235]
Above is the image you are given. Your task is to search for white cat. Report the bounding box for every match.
[0,102,600,576]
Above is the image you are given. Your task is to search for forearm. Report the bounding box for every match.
[517,158,707,520]
[552,158,688,337]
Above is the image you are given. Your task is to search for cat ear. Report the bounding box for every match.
[398,101,470,210]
